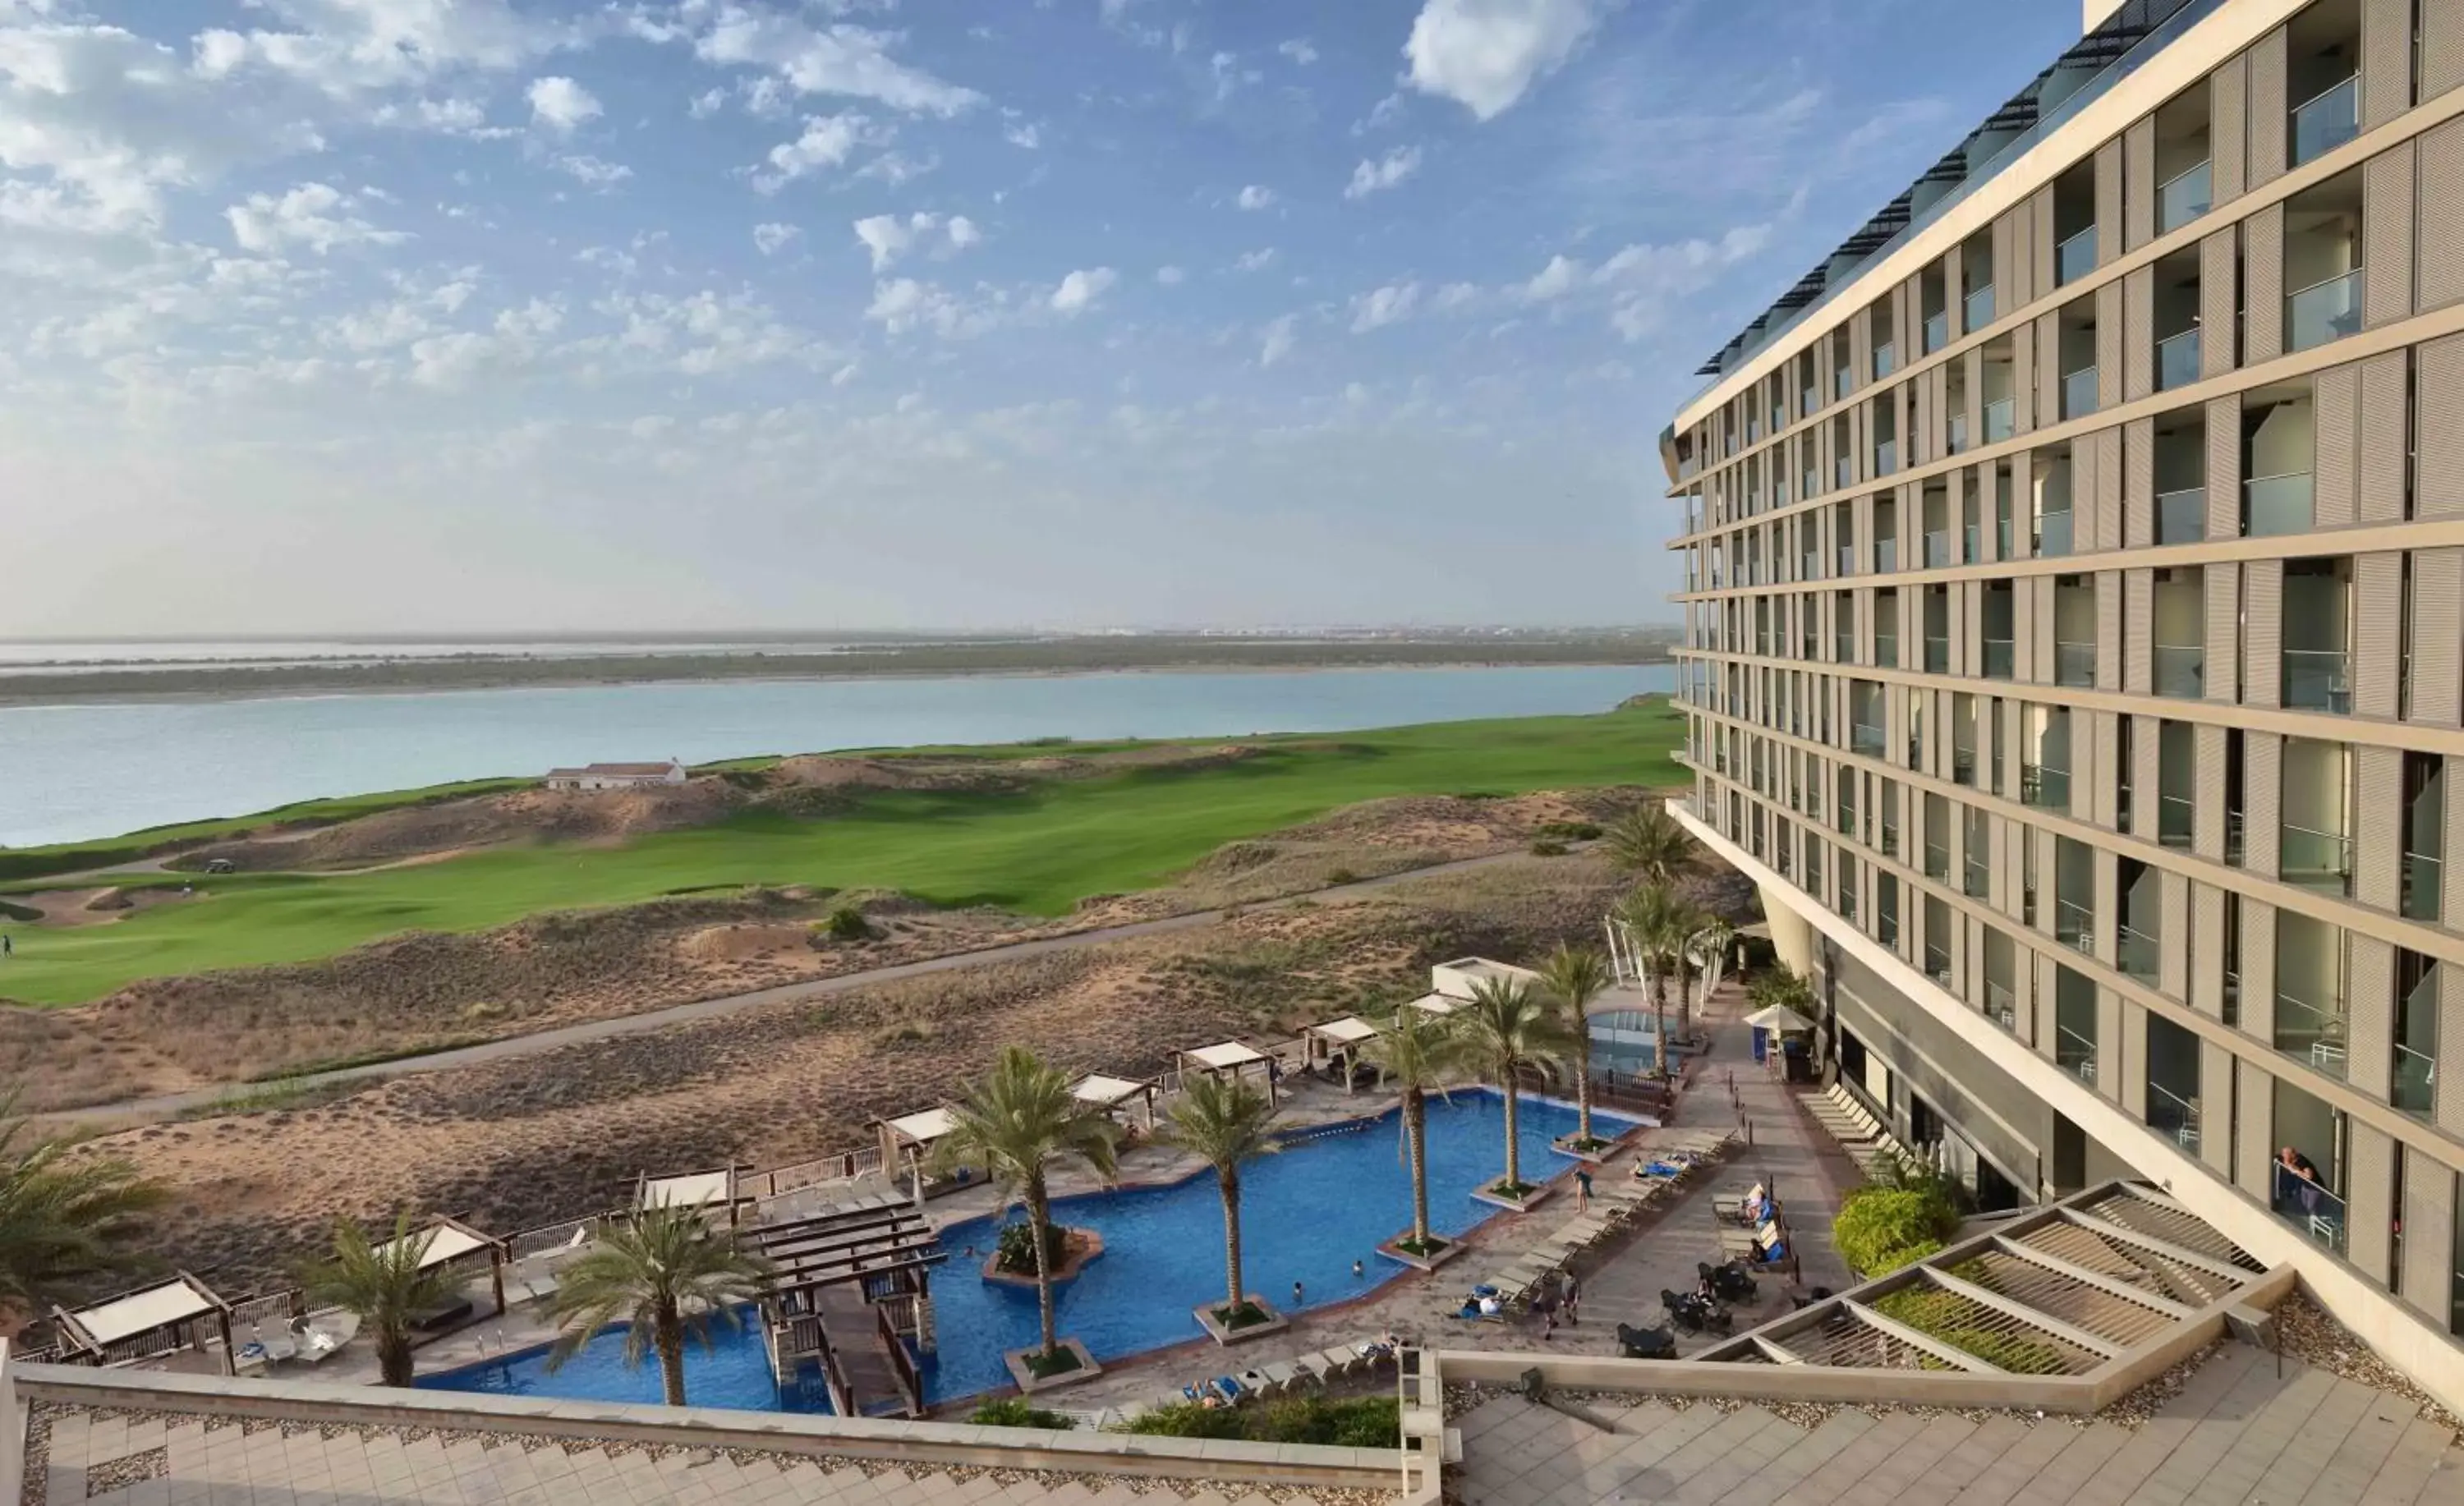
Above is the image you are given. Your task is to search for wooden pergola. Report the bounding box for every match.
[1176,1040,1279,1107]
[54,1272,234,1373]
[1071,1072,1161,1131]
[743,1202,948,1302]
[374,1214,512,1317]
[1302,1016,1385,1092]
[872,1108,960,1206]
[637,1165,753,1227]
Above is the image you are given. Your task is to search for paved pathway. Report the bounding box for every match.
[1448,1340,2464,1505]
[53,848,1541,1125]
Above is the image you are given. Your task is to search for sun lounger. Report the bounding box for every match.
[1315,1346,1360,1377]
[1258,1360,1301,1393]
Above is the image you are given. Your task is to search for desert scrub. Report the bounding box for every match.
[818,904,876,942]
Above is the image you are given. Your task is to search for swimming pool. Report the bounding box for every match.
[419,1313,838,1414]
[422,1088,1622,1411]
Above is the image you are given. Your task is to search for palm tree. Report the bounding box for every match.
[1534,944,1612,1148]
[548,1204,773,1407]
[1685,915,1740,1039]
[1602,806,1694,885]
[1747,962,1816,1019]
[1363,1006,1473,1252]
[304,1212,461,1387]
[1161,1073,1279,1321]
[1619,884,1701,1073]
[931,1046,1119,1369]
[1454,977,1579,1196]
[0,1105,166,1332]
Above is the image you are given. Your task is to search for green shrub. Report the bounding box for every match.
[995,1219,1068,1276]
[0,899,39,922]
[1535,820,1603,841]
[1832,1187,1956,1276]
[1325,868,1359,885]
[1871,1283,2068,1374]
[969,1398,1076,1430]
[1529,839,1569,857]
[1120,1396,1397,1445]
[820,903,876,941]
[1124,1403,1248,1438]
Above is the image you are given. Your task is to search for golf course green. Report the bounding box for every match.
[0,705,1684,1008]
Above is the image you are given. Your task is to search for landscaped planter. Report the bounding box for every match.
[981,1228,1105,1288]
[1549,1132,1623,1163]
[1470,1180,1555,1213]
[1375,1232,1468,1274]
[1193,1294,1288,1345]
[1004,1338,1103,1394]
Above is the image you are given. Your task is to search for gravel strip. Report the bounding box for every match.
[2271,1290,2464,1438]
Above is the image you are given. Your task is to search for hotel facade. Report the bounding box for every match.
[1662,0,2464,1404]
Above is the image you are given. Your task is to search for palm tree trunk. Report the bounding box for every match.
[1405,1089,1432,1246]
[378,1326,413,1388]
[1501,1065,1522,1191]
[1653,971,1672,1075]
[1219,1169,1243,1315]
[655,1302,687,1407]
[1676,953,1695,1049]
[1027,1178,1059,1361]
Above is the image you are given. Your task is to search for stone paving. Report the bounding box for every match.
[1446,1339,2464,1505]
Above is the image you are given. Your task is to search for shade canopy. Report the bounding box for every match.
[1402,993,1460,1017]
[1071,1073,1153,1108]
[880,1107,958,1147]
[1308,1017,1381,1045]
[640,1169,736,1211]
[373,1217,499,1272]
[62,1274,224,1348]
[1182,1040,1267,1070]
[1744,1004,1817,1032]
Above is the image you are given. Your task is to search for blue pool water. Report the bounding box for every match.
[422,1089,1620,1411]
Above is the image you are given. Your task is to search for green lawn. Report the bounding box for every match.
[0,705,1683,1007]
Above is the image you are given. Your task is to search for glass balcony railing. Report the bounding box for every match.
[2056,227,2098,286]
[1923,310,1948,354]
[2156,328,2202,391]
[2158,792,2194,848]
[1924,531,1951,568]
[2146,1080,2202,1152]
[1965,284,1996,330]
[1924,944,1952,986]
[2291,74,2360,168]
[2055,640,2096,687]
[1836,368,1853,400]
[2157,158,2213,233]
[1837,544,1855,576]
[2396,1041,2437,1118]
[1875,440,1898,476]
[1804,470,1820,500]
[1873,342,1896,379]
[1947,412,1970,454]
[1997,515,2014,558]
[1963,522,1979,562]
[2156,485,2205,544]
[1983,637,2014,678]
[1879,823,1900,861]
[2036,509,2074,557]
[2117,922,2161,984]
[2282,648,2351,713]
[1984,978,2016,1031]
[1835,631,1853,661]
[1984,397,2015,443]
[2272,1163,2346,1255]
[2062,365,2099,420]
[2274,989,2348,1077]
[1925,636,1949,673]
[1875,539,1897,572]
[2287,268,2364,353]
[2023,764,2071,810]
[2154,644,2204,698]
[2404,851,2443,923]
[2246,472,2315,536]
[2055,898,2095,957]
[2056,1023,2099,1083]
[1875,634,1900,668]
[2282,822,2354,896]
[1850,723,1886,757]
[1924,842,1950,881]
[1837,457,1855,489]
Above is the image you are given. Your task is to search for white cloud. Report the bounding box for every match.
[552,154,632,186]
[526,76,600,134]
[1349,282,1420,332]
[1404,0,1610,121]
[687,86,728,119]
[863,277,1007,339]
[1258,314,1296,367]
[1003,121,1041,149]
[1048,266,1116,315]
[407,299,564,389]
[1236,184,1276,211]
[1518,253,1580,301]
[752,222,800,255]
[1357,92,1407,133]
[1233,248,1277,273]
[1277,38,1318,65]
[675,4,982,117]
[225,181,406,255]
[751,112,875,192]
[851,211,980,271]
[1344,145,1422,200]
[1154,265,1185,286]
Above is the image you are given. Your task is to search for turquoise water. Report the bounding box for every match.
[0,664,1667,847]
[421,1089,1624,1412]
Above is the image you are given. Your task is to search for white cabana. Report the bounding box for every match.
[56,1272,233,1371]
[637,1167,748,1227]
[1301,1016,1384,1091]
[874,1107,963,1207]
[1402,992,1460,1017]
[1743,1003,1817,1034]
[374,1214,510,1315]
[1071,1072,1161,1131]
[1176,1040,1279,1106]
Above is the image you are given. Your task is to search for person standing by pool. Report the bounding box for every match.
[1574,1166,1593,1212]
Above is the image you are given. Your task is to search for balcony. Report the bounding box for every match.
[2156,328,2201,391]
[1850,722,1886,758]
[1836,456,1855,489]
[1997,515,2014,558]
[2246,472,2315,536]
[1984,397,2015,443]
[1947,412,1970,455]
[1983,638,2014,678]
[2158,793,2194,848]
[1875,440,1897,476]
[2023,764,2071,810]
[2055,898,2095,957]
[2117,922,2161,984]
[2287,269,2364,353]
[2272,1166,2347,1255]
[1923,310,1948,354]
[2281,822,2353,896]
[1837,544,1855,576]
[2054,640,2096,687]
[1879,822,1900,861]
[2056,1023,2099,1083]
[1834,630,1853,661]
[2158,159,2213,234]
[2291,74,2360,168]
[2282,649,2351,714]
[2156,486,2205,544]
[2146,1081,2202,1153]
[2154,644,2204,698]
[2037,509,2074,557]
[1965,284,1995,330]
[1916,530,1947,569]
[1873,342,1896,380]
[1876,633,1900,668]
[2056,227,2098,287]
[1875,539,1897,573]
[1984,978,2017,1031]
[1835,368,1853,401]
[2396,1042,2436,1118]
[2227,808,2246,865]
[2274,989,2348,1077]
[1924,942,1952,986]
[1925,636,1949,673]
[2061,365,2099,420]
[2404,851,2443,923]
[1963,523,1980,563]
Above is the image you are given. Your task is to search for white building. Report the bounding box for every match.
[542,759,688,792]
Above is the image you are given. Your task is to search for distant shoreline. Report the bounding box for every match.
[0,638,1674,709]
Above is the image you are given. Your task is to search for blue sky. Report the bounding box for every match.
[0,0,2082,634]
